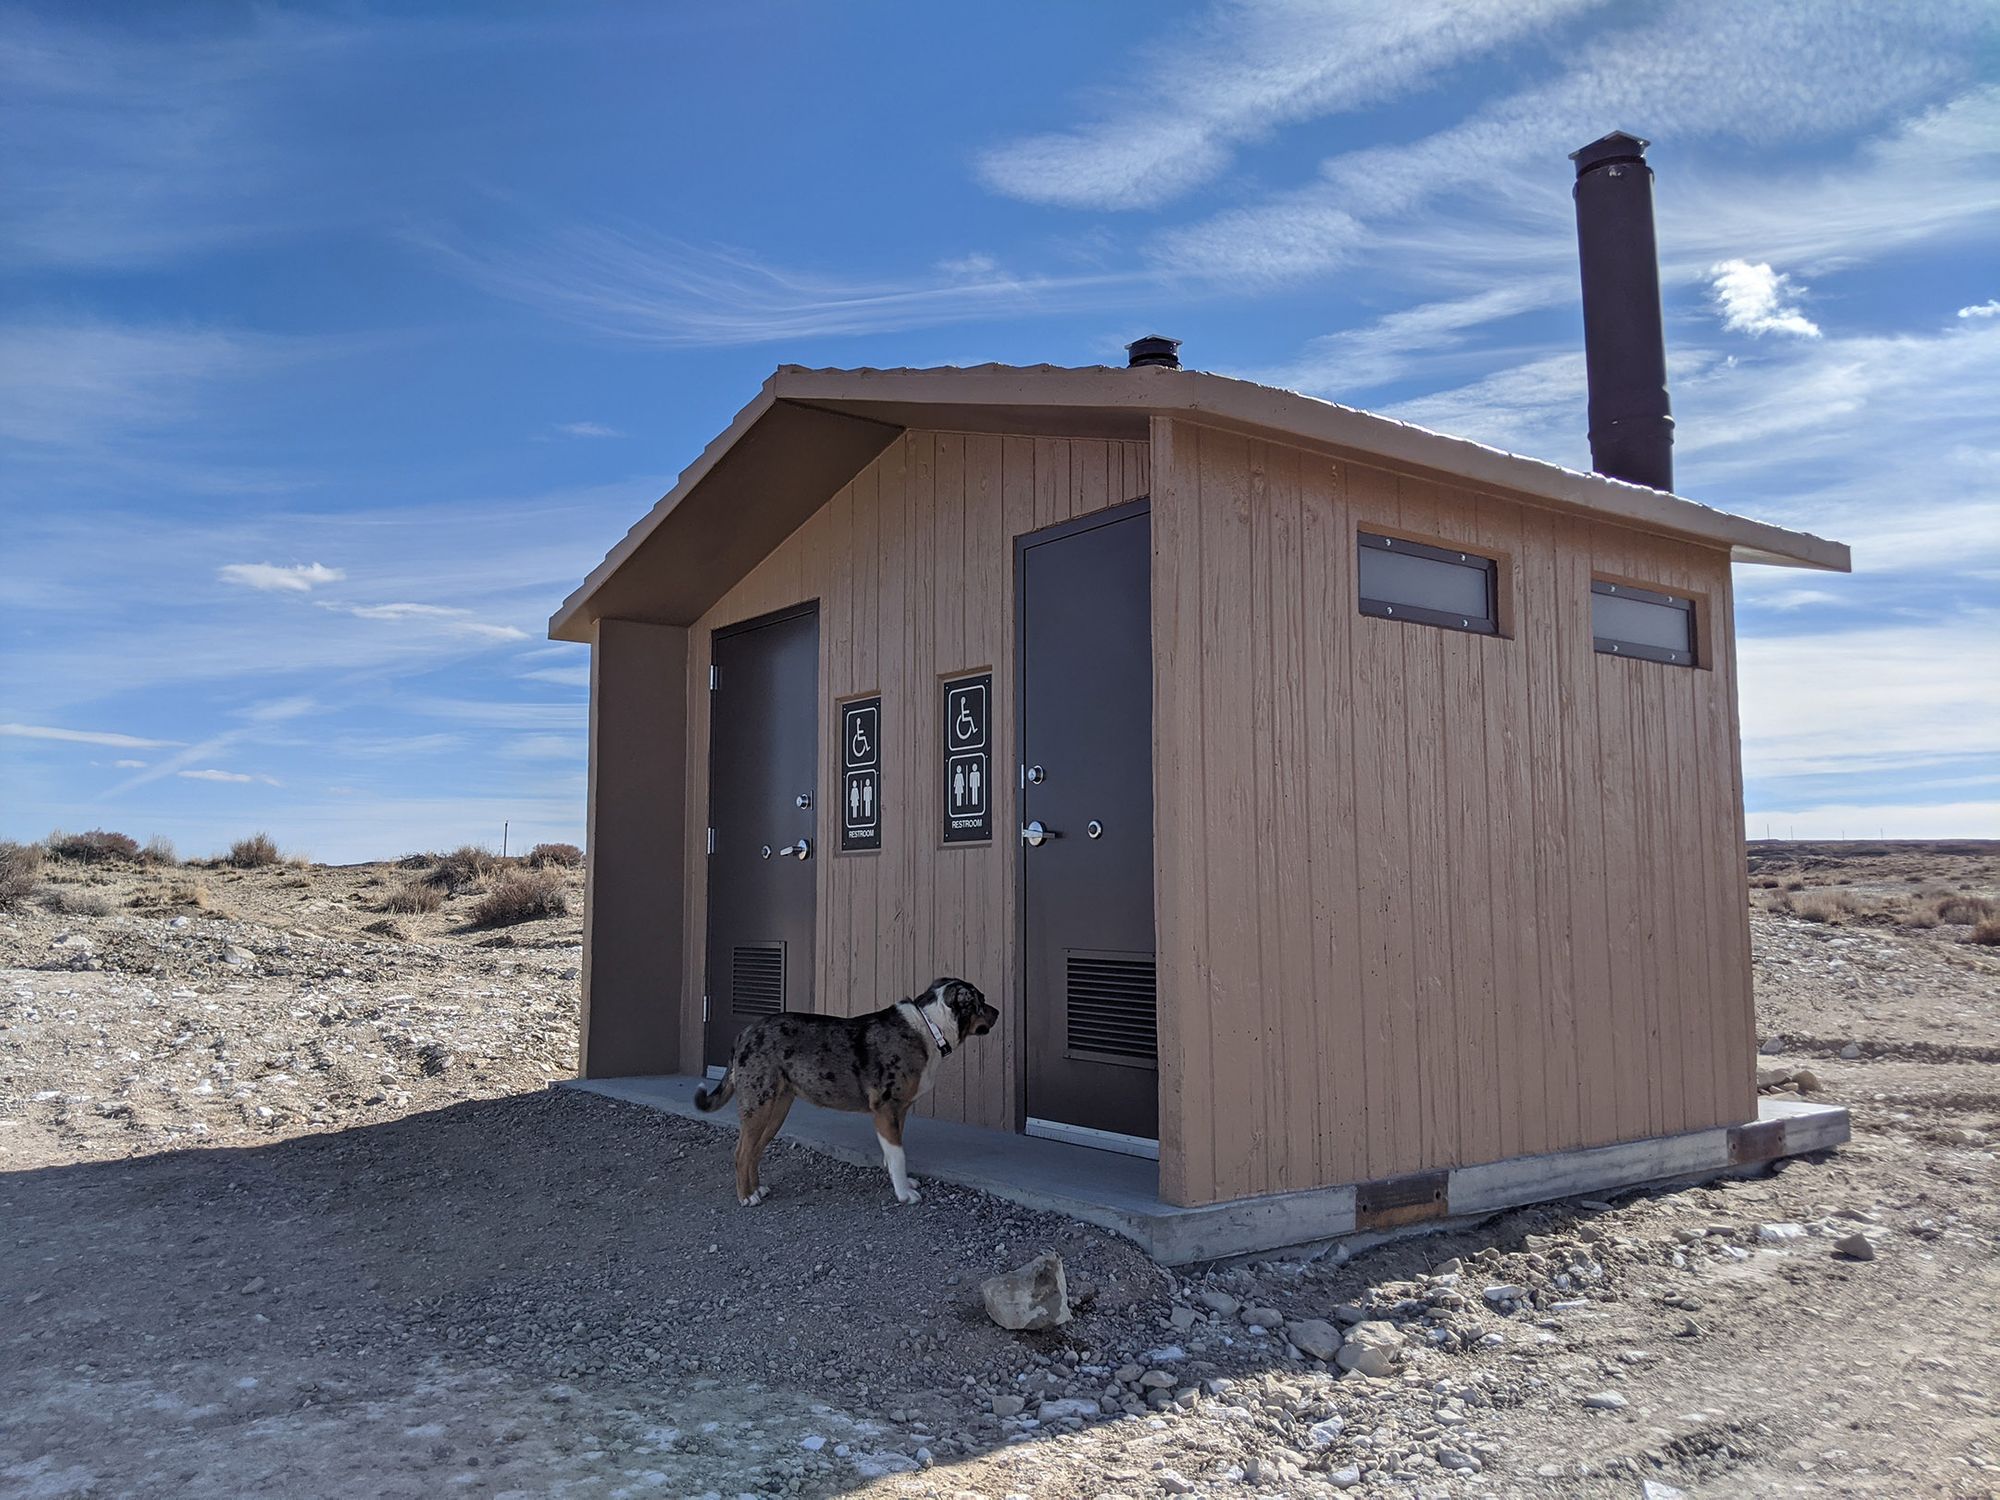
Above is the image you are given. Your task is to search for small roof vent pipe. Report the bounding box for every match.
[1125,335,1181,369]
[1570,130,1674,491]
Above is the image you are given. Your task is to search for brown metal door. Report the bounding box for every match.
[1020,504,1157,1145]
[704,604,818,1070]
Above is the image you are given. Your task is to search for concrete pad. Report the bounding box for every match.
[567,1077,1849,1265]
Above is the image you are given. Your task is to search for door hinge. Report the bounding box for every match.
[708,663,718,690]
[702,993,710,1021]
[707,826,716,855]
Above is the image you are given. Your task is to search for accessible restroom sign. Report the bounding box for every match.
[941,672,991,844]
[840,696,881,852]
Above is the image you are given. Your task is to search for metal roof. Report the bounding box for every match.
[549,362,1849,642]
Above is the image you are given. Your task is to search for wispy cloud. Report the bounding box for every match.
[502,734,583,760]
[516,666,590,687]
[334,602,528,641]
[218,561,345,593]
[550,420,620,439]
[1709,260,1820,339]
[1961,299,2000,320]
[178,767,281,786]
[0,321,279,448]
[422,227,1134,345]
[976,0,1604,210]
[114,758,147,768]
[0,723,182,749]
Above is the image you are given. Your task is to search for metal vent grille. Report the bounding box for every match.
[1065,951,1157,1065]
[731,944,785,1016]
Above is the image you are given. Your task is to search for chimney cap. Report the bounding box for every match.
[1126,334,1182,369]
[1570,130,1650,175]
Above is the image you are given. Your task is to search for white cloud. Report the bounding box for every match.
[517,666,590,687]
[0,722,181,748]
[338,602,528,641]
[218,561,345,593]
[1960,299,2000,319]
[1709,260,1821,339]
[0,321,277,448]
[936,252,999,277]
[502,734,582,760]
[178,768,280,786]
[114,758,147,768]
[553,421,620,438]
[1151,7,1995,283]
[1758,589,1843,611]
[422,227,1135,345]
[976,0,1603,210]
[1739,615,2000,779]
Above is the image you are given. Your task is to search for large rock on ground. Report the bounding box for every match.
[980,1252,1071,1331]
[1286,1318,1343,1361]
[1334,1320,1403,1377]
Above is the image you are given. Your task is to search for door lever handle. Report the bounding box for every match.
[776,839,811,860]
[1021,820,1053,847]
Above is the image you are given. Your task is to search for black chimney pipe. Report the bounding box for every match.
[1570,131,1673,491]
[1126,334,1181,369]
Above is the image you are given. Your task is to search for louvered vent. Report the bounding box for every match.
[731,944,785,1016]
[1065,951,1157,1065]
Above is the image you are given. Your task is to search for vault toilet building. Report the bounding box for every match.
[553,135,1851,1258]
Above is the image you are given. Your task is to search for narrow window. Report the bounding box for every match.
[1357,532,1497,635]
[1592,580,1695,665]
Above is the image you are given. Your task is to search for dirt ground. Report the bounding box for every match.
[3,843,1997,1499]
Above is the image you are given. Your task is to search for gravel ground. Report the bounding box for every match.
[2,845,1997,1498]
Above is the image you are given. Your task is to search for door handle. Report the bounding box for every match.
[775,839,812,860]
[1021,820,1053,847]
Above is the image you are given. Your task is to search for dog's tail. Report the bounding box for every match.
[693,1069,734,1112]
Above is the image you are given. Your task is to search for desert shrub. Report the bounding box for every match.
[227,832,281,868]
[1970,918,2000,947]
[526,842,583,869]
[141,835,179,866]
[1791,891,1860,925]
[424,844,496,892]
[396,851,437,869]
[468,870,568,928]
[39,888,111,917]
[48,829,140,863]
[131,878,214,911]
[0,842,43,910]
[381,879,444,915]
[1904,905,1940,929]
[1932,893,1997,925]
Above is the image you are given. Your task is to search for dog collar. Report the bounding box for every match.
[920,1007,953,1057]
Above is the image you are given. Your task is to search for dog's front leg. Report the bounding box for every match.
[870,1099,921,1205]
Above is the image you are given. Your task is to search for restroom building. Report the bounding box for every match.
[551,134,1850,1221]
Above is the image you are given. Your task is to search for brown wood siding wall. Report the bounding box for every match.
[1153,417,1754,1206]
[678,432,1151,1130]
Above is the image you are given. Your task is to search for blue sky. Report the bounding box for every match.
[2,0,1996,863]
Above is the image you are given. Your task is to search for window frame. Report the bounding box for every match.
[1355,531,1500,637]
[1591,578,1697,666]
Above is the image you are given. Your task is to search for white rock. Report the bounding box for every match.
[1757,1223,1807,1243]
[1329,1467,1363,1489]
[1158,1471,1194,1495]
[1197,1289,1240,1317]
[1759,1036,1787,1055]
[1482,1284,1528,1304]
[1334,1321,1403,1378]
[1036,1397,1099,1422]
[1286,1318,1343,1361]
[1833,1233,1876,1261]
[1641,1482,1689,1499]
[799,1434,825,1451]
[1583,1390,1629,1411]
[1308,1417,1345,1447]
[1437,1448,1480,1472]
[1839,1041,1863,1059]
[981,1254,1071,1331]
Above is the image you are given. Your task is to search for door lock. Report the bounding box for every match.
[1086,819,1104,839]
[1021,820,1052,847]
[1025,764,1046,785]
[796,793,812,810]
[775,839,812,860]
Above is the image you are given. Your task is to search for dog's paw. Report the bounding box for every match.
[895,1185,923,1206]
[739,1185,769,1207]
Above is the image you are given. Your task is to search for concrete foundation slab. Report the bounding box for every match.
[565,1075,1849,1265]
